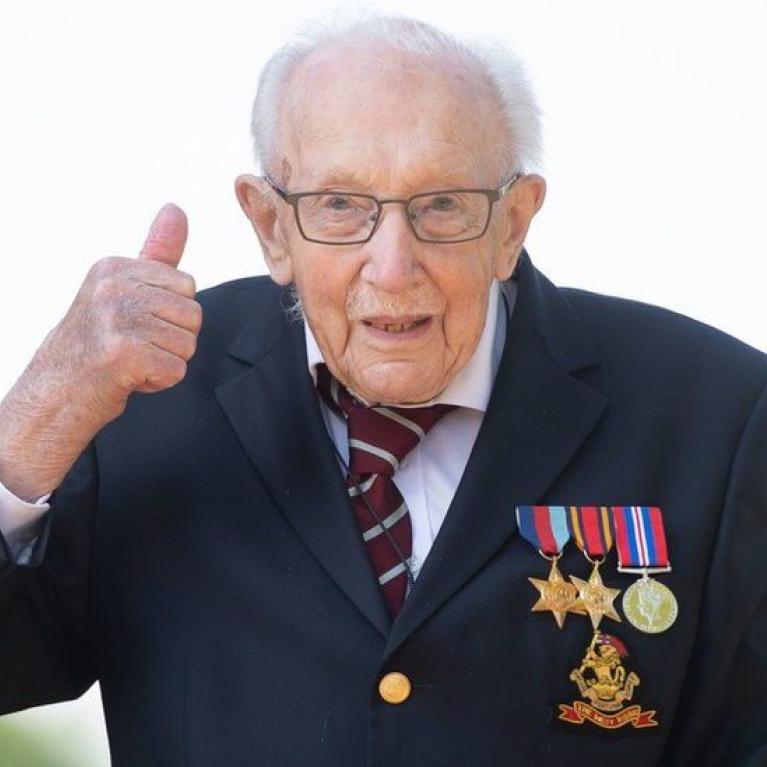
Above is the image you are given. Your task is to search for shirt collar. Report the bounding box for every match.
[305,278,516,412]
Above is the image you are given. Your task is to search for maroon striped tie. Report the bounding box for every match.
[316,365,456,616]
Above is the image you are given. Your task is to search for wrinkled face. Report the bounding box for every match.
[239,46,544,404]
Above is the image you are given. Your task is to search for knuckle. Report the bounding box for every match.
[91,272,134,311]
[165,327,196,361]
[88,257,112,280]
[171,357,188,382]
[143,345,187,389]
[187,301,203,332]
[90,255,124,280]
[156,356,187,386]
[181,333,197,361]
[176,271,197,297]
[91,274,118,304]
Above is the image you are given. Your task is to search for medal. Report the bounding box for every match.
[612,506,678,634]
[516,506,583,628]
[567,506,621,630]
[558,630,659,729]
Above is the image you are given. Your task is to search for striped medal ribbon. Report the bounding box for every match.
[566,506,622,631]
[612,506,678,633]
[515,506,583,629]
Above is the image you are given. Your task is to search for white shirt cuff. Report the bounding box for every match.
[0,478,50,562]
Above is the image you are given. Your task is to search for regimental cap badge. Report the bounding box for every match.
[558,630,659,730]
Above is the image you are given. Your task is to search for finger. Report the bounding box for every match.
[130,260,197,298]
[138,284,203,332]
[136,343,189,391]
[143,316,198,361]
[138,203,188,267]
[135,381,168,394]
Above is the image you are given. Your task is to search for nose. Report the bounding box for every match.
[359,203,423,293]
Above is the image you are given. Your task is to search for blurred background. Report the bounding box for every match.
[1,0,765,763]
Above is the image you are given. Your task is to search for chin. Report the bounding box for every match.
[355,367,441,406]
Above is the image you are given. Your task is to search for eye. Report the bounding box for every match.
[428,195,458,212]
[325,195,353,211]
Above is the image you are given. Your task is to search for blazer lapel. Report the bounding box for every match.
[384,252,608,658]
[214,294,391,638]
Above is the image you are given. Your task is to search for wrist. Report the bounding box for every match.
[0,368,103,501]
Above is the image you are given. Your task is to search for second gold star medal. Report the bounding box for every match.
[567,506,622,630]
[516,506,583,628]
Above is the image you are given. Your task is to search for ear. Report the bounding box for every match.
[234,173,294,285]
[493,174,546,281]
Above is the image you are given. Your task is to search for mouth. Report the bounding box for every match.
[361,315,432,334]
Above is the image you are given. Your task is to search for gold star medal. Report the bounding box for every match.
[570,564,622,630]
[613,506,678,634]
[566,506,622,630]
[528,557,583,629]
[516,506,583,628]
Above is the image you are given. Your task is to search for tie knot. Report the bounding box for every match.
[316,364,456,476]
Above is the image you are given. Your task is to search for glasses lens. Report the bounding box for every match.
[297,193,378,243]
[408,192,490,241]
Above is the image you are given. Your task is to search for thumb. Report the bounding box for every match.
[138,203,188,267]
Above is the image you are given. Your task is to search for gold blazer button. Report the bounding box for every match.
[378,672,412,704]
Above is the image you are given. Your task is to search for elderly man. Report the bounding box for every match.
[0,14,765,767]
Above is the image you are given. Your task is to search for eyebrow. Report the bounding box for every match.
[308,168,375,189]
[306,165,482,192]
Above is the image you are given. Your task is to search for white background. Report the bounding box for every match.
[1,0,765,762]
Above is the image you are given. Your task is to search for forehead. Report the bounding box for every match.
[281,44,506,191]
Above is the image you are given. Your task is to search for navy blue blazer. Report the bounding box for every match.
[1,250,766,766]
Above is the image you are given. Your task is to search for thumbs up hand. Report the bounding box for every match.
[0,204,203,501]
[50,201,202,407]
[128,203,202,394]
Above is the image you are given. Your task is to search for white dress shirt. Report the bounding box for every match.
[0,279,516,573]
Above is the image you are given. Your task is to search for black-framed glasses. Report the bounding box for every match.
[263,172,523,245]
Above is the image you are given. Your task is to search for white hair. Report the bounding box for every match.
[250,11,543,178]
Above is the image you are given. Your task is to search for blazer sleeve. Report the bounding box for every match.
[662,381,767,766]
[0,442,99,714]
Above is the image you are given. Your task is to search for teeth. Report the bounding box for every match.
[382,322,415,333]
[365,318,428,333]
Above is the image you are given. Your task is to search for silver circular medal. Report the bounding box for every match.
[622,576,678,633]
